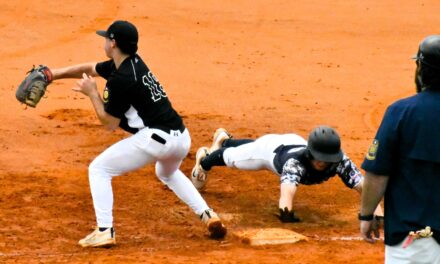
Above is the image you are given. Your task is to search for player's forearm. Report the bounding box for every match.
[279,184,297,210]
[354,180,384,216]
[52,63,98,80]
[360,172,389,216]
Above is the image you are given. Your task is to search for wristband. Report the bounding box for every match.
[358,213,374,221]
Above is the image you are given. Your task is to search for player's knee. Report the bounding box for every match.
[155,168,171,182]
[88,158,107,177]
[156,166,181,184]
[88,164,100,179]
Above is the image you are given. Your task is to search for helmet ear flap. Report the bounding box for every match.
[305,149,313,160]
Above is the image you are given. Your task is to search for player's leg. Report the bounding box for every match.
[200,137,255,172]
[191,128,252,185]
[222,134,289,171]
[191,128,256,189]
[191,134,277,190]
[155,129,227,238]
[156,159,226,238]
[210,133,307,171]
[80,133,156,247]
[209,128,253,152]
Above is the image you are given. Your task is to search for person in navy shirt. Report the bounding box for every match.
[360,35,440,263]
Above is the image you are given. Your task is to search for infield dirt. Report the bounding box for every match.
[0,1,438,263]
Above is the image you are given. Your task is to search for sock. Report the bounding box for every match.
[99,227,113,232]
[223,138,254,147]
[201,148,226,170]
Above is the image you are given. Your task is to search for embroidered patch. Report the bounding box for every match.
[103,87,109,103]
[366,139,379,160]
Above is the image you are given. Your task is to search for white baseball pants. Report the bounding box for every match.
[222,133,307,174]
[88,127,210,227]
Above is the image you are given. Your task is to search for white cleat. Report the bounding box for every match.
[191,147,210,190]
[78,227,116,248]
[209,128,231,153]
[200,209,227,239]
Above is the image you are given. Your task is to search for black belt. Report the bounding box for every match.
[149,123,185,134]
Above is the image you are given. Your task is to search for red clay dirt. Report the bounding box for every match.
[0,1,438,263]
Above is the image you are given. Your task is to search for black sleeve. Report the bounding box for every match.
[103,77,132,118]
[361,104,400,176]
[95,60,114,79]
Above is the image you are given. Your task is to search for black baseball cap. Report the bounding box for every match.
[97,20,138,55]
[412,35,440,69]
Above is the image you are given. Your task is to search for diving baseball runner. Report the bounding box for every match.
[192,126,383,222]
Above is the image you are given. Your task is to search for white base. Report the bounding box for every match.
[234,228,308,246]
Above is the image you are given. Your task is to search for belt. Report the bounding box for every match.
[149,123,185,134]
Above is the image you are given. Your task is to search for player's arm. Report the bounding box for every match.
[353,178,383,216]
[359,172,388,217]
[338,157,383,216]
[279,183,298,211]
[359,171,388,243]
[52,63,99,80]
[277,159,303,223]
[73,73,120,130]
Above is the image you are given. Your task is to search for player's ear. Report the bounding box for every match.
[110,39,117,48]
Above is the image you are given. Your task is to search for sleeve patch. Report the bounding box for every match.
[103,87,109,103]
[366,139,379,160]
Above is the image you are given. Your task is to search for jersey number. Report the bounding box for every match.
[142,72,167,102]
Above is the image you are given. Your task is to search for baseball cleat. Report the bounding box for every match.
[78,227,116,248]
[209,128,231,153]
[191,147,210,190]
[200,209,227,239]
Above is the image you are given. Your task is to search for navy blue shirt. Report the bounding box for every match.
[95,55,183,134]
[361,90,440,246]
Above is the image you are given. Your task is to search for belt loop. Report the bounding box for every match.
[170,130,180,136]
[149,124,185,134]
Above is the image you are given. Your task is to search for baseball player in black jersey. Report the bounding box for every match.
[47,20,226,247]
[192,126,382,222]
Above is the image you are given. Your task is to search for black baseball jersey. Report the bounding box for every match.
[273,145,362,187]
[95,55,183,134]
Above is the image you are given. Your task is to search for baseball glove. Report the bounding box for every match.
[16,65,53,107]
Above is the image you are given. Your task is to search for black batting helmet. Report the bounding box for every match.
[307,126,343,163]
